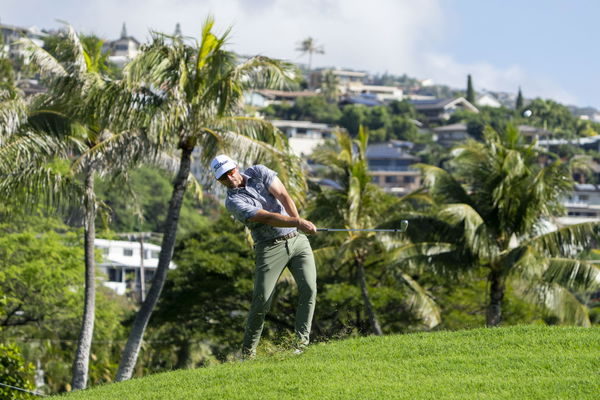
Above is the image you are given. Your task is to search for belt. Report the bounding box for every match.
[264,231,298,245]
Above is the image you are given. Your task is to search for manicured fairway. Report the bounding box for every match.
[57,325,600,399]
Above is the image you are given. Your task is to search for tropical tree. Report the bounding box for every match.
[0,27,150,390]
[320,70,340,103]
[516,86,524,110]
[406,125,600,326]
[309,127,440,335]
[295,37,324,71]
[112,17,300,381]
[466,74,475,104]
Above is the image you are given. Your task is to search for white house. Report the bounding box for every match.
[558,184,600,225]
[271,120,337,157]
[476,93,502,108]
[345,82,403,103]
[95,238,176,296]
[103,23,140,68]
[0,23,47,59]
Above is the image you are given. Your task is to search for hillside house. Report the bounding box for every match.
[367,141,420,196]
[0,22,46,59]
[271,119,337,157]
[245,89,317,107]
[103,23,140,67]
[557,184,600,225]
[95,238,176,298]
[411,97,478,124]
[345,82,403,103]
[476,93,502,108]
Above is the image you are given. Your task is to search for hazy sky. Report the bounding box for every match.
[3,0,598,108]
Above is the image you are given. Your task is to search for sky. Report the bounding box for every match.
[3,0,599,109]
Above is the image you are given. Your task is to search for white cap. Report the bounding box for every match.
[210,154,237,179]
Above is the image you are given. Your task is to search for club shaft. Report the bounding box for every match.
[317,228,403,232]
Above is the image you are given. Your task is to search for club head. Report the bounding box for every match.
[400,220,408,232]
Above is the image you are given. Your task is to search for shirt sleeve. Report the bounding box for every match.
[226,197,260,222]
[251,165,277,189]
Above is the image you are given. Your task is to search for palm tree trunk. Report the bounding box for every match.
[486,269,505,326]
[71,171,96,390]
[116,145,193,382]
[356,255,383,336]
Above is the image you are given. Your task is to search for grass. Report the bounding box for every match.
[57,325,600,399]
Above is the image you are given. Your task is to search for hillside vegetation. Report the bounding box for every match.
[57,325,600,400]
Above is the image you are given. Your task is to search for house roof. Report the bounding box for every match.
[538,136,600,146]
[271,119,333,130]
[517,124,552,136]
[255,89,318,100]
[433,123,468,132]
[366,142,419,160]
[411,97,478,113]
[340,94,383,107]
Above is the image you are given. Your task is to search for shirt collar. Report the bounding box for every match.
[227,172,251,194]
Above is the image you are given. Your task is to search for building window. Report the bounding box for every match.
[151,251,160,259]
[108,268,123,282]
[123,248,134,256]
[385,176,397,183]
[404,176,415,183]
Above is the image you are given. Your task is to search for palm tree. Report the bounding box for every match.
[296,37,324,71]
[113,17,300,381]
[0,27,151,390]
[309,127,440,335]
[408,125,600,326]
[320,70,340,103]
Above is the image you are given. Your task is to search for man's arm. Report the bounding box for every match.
[268,176,299,218]
[248,177,316,233]
[249,209,316,234]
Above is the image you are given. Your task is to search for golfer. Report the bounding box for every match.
[211,155,317,358]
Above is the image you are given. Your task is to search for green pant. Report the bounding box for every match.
[242,233,317,356]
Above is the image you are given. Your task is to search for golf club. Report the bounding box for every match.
[317,220,408,233]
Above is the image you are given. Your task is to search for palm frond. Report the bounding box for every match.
[527,221,600,257]
[415,163,471,204]
[517,281,591,326]
[437,203,496,259]
[17,38,66,77]
[398,273,441,329]
[542,258,600,291]
[0,95,28,141]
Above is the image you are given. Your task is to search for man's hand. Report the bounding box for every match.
[296,218,317,234]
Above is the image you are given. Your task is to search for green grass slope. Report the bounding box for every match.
[59,326,600,400]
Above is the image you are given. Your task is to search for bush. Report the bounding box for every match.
[0,344,35,399]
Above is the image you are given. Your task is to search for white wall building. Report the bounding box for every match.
[95,238,176,296]
[103,23,140,68]
[558,184,600,225]
[271,120,337,157]
[346,82,403,103]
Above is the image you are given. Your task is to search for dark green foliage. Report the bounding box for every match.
[388,99,417,118]
[412,124,600,326]
[339,104,366,136]
[149,213,255,364]
[0,344,35,399]
[466,74,475,104]
[264,96,341,124]
[0,210,129,393]
[95,166,210,237]
[516,87,524,110]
